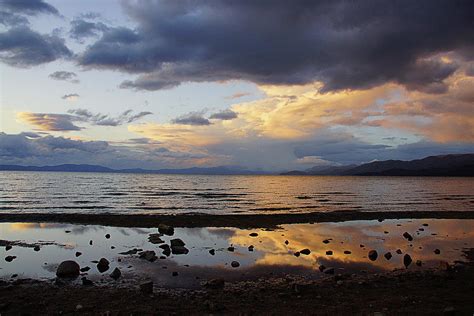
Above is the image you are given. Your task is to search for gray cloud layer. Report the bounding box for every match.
[0,11,29,26]
[69,18,109,41]
[61,93,79,100]
[79,0,474,92]
[2,132,472,171]
[68,108,153,126]
[0,0,59,16]
[19,109,153,131]
[0,133,207,169]
[171,112,211,126]
[49,71,79,82]
[209,109,238,120]
[0,26,72,67]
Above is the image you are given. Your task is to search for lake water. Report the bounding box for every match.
[0,171,473,215]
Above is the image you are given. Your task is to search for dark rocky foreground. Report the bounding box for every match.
[1,264,473,315]
[1,210,474,228]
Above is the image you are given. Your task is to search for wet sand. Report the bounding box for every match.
[1,265,474,315]
[1,210,474,228]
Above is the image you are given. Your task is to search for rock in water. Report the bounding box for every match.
[56,260,80,278]
[249,233,258,237]
[5,256,16,262]
[403,254,412,268]
[80,266,90,272]
[231,261,240,268]
[396,249,403,254]
[209,249,215,255]
[168,239,188,254]
[5,245,12,251]
[344,250,351,255]
[171,246,189,255]
[227,246,235,252]
[434,249,441,254]
[172,271,178,276]
[170,239,185,247]
[33,246,40,252]
[248,245,254,252]
[140,281,153,294]
[148,233,164,244]
[326,250,333,256]
[384,252,392,260]
[97,258,110,273]
[300,248,311,255]
[158,224,174,236]
[322,239,330,244]
[75,252,82,257]
[416,260,422,267]
[318,265,326,272]
[368,250,378,261]
[159,245,171,257]
[403,232,413,241]
[294,251,300,257]
[105,234,111,239]
[110,267,121,280]
[139,250,158,262]
[119,248,141,255]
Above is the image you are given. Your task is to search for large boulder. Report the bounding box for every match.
[56,260,80,278]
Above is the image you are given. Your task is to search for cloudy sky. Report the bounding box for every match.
[0,0,473,171]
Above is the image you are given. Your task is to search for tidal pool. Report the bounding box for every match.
[1,219,473,288]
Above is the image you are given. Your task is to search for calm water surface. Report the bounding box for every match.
[0,171,473,215]
[1,219,473,288]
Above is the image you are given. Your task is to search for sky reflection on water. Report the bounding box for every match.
[1,219,473,288]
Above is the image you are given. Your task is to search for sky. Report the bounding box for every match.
[0,0,473,171]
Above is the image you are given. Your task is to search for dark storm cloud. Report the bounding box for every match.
[0,26,72,67]
[49,71,79,82]
[79,0,474,92]
[171,112,211,126]
[69,18,109,41]
[0,11,29,26]
[0,0,59,16]
[209,109,238,121]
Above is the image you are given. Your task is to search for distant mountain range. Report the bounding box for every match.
[1,154,473,176]
[282,154,474,176]
[0,164,269,175]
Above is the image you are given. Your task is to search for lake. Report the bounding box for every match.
[0,171,473,215]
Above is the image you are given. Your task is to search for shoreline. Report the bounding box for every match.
[1,210,474,228]
[1,265,473,315]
